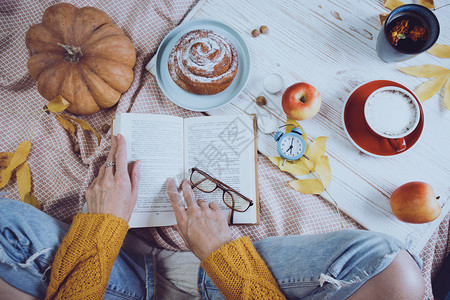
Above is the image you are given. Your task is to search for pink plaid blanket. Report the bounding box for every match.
[0,1,448,298]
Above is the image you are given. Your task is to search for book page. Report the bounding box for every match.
[183,115,258,224]
[113,113,183,227]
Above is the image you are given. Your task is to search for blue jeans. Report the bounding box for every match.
[199,231,421,299]
[0,198,420,299]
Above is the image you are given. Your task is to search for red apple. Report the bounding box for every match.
[282,82,321,120]
[390,181,441,224]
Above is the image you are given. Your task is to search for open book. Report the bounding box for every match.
[113,113,259,227]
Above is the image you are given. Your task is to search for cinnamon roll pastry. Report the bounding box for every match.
[168,29,239,95]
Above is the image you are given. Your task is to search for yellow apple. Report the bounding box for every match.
[390,181,441,224]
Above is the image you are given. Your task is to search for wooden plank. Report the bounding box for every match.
[147,0,450,253]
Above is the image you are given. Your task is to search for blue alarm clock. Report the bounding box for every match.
[274,126,307,162]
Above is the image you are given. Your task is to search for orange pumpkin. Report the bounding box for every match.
[25,3,136,115]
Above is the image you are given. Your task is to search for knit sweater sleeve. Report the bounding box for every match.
[201,236,286,299]
[45,213,129,300]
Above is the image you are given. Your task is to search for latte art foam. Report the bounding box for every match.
[365,89,418,137]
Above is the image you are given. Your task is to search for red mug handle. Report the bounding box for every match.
[388,138,407,152]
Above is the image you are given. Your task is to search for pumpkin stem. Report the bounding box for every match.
[57,43,83,63]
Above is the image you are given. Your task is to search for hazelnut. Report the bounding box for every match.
[260,25,269,34]
[251,29,260,37]
[256,96,267,106]
[101,124,111,134]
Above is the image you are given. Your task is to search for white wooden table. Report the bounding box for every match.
[148,0,450,253]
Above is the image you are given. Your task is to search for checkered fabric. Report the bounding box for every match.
[0,1,447,298]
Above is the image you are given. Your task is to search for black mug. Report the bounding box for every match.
[376,4,439,63]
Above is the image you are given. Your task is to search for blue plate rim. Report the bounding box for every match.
[154,19,251,112]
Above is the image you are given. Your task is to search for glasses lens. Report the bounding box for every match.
[223,191,251,212]
[191,170,217,192]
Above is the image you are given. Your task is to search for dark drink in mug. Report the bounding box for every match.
[387,13,429,53]
[376,4,439,63]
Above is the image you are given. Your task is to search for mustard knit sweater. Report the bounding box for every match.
[45,214,285,299]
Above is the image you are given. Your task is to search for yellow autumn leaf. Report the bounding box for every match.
[289,178,325,194]
[398,65,450,78]
[0,141,31,188]
[415,76,448,102]
[379,13,389,25]
[315,156,331,188]
[269,156,310,176]
[24,192,40,209]
[284,117,308,148]
[444,79,450,110]
[286,118,299,132]
[427,44,450,58]
[384,0,404,10]
[302,136,327,171]
[0,152,13,168]
[54,114,77,138]
[48,95,70,113]
[419,0,434,9]
[16,162,31,201]
[59,114,101,146]
[299,155,314,171]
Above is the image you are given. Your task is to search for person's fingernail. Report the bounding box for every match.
[167,177,178,187]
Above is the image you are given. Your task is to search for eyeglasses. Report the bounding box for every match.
[189,167,254,213]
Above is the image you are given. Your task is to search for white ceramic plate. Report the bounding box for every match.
[154,19,251,112]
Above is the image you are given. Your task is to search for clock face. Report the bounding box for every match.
[278,133,306,160]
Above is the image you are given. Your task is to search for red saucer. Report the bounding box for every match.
[343,80,424,156]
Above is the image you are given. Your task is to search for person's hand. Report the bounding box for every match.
[167,178,233,260]
[85,134,140,222]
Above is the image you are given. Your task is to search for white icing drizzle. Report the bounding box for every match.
[168,30,238,85]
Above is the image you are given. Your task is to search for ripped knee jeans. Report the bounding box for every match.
[1,197,422,299]
[0,198,70,298]
[199,230,422,299]
[0,198,152,299]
